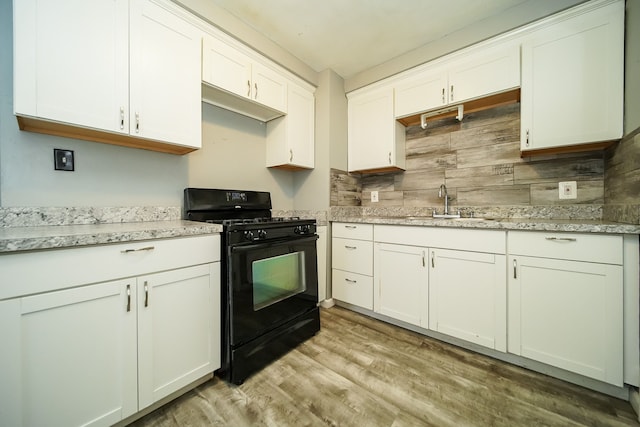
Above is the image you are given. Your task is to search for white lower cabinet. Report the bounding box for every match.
[429,249,506,351]
[0,236,220,427]
[508,231,624,386]
[374,243,428,328]
[331,223,374,309]
[0,280,138,427]
[137,264,220,410]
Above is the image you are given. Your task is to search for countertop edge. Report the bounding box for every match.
[0,220,222,254]
[329,216,640,234]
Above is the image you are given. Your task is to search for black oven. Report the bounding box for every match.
[184,188,320,384]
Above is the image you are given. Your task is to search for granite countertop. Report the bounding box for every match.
[330,215,640,234]
[0,220,222,253]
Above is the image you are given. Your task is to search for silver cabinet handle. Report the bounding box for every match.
[345,278,357,283]
[247,80,251,97]
[120,107,125,130]
[422,251,425,267]
[144,281,149,308]
[545,237,577,242]
[513,259,517,279]
[289,149,293,162]
[441,87,445,103]
[388,152,391,164]
[345,225,357,229]
[431,251,435,268]
[121,246,155,254]
[450,85,454,101]
[345,245,357,250]
[255,82,258,99]
[526,129,530,147]
[126,284,131,312]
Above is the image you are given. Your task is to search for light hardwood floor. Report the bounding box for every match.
[131,306,639,426]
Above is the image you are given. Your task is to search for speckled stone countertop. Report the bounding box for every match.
[0,207,222,254]
[330,206,640,234]
[330,215,640,234]
[0,220,222,253]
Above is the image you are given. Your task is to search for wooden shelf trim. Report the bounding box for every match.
[396,89,521,127]
[16,116,198,155]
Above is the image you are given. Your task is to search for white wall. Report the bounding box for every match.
[0,0,188,207]
[291,69,348,211]
[189,103,295,209]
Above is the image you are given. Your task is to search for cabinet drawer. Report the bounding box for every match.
[508,231,622,264]
[332,238,373,275]
[332,222,373,240]
[0,235,220,300]
[332,269,373,310]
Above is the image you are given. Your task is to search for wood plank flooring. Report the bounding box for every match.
[131,307,639,427]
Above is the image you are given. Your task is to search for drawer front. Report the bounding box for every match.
[332,222,373,240]
[0,235,220,300]
[332,269,373,310]
[375,225,506,254]
[508,231,622,264]
[332,238,373,275]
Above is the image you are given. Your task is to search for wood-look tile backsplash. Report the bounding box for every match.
[332,103,606,212]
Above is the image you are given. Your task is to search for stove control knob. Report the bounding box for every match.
[295,225,310,235]
[258,229,267,239]
[243,230,255,241]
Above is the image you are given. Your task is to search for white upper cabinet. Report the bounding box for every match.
[348,86,406,173]
[520,0,624,152]
[394,67,448,118]
[447,44,520,105]
[13,0,129,135]
[394,44,520,119]
[129,0,202,150]
[266,82,315,170]
[202,34,288,121]
[13,0,202,154]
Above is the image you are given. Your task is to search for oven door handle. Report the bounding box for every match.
[229,234,319,253]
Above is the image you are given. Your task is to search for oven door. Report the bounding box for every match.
[228,234,319,346]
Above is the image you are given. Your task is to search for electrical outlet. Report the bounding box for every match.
[371,191,379,203]
[558,181,577,199]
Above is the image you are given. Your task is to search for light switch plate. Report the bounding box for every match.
[54,149,74,171]
[559,181,577,199]
[371,191,379,203]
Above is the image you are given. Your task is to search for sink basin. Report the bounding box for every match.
[452,217,493,221]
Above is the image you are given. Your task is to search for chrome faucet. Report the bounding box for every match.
[433,184,460,218]
[438,184,449,215]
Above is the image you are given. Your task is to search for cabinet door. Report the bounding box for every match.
[508,256,623,386]
[252,62,288,113]
[137,263,218,409]
[130,0,202,149]
[0,280,137,427]
[202,35,253,100]
[520,1,623,151]
[447,44,520,104]
[13,0,129,134]
[429,249,506,351]
[394,68,448,118]
[374,243,428,328]
[266,83,315,169]
[348,87,405,172]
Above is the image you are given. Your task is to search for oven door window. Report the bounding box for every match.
[252,251,306,310]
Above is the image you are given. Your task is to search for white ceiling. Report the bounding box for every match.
[205,0,575,79]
